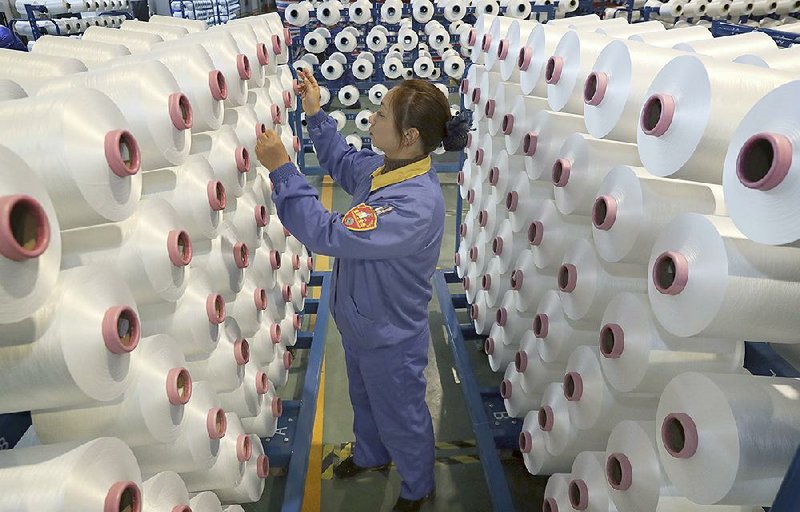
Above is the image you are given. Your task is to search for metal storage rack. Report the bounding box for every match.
[11,3,133,40]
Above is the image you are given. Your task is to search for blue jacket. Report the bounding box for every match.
[270,110,445,349]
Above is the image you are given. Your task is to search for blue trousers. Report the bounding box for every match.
[341,329,435,500]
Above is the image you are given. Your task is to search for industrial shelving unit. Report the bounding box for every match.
[10,3,132,40]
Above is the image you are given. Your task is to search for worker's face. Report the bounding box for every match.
[368,92,403,155]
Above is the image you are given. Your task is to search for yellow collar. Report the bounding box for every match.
[370,156,432,192]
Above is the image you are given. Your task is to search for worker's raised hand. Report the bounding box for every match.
[293,68,321,117]
[256,129,291,172]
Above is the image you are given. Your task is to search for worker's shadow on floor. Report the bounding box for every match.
[328,467,400,511]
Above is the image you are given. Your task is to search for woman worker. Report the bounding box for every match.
[255,69,469,512]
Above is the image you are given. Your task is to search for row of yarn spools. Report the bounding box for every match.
[641,0,800,22]
[0,14,304,511]
[13,15,129,39]
[454,13,800,510]
[14,0,130,16]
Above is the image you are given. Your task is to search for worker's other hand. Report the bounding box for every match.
[293,68,321,116]
[256,130,291,172]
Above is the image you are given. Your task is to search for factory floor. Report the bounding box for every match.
[243,166,548,511]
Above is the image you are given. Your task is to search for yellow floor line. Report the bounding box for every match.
[302,175,333,512]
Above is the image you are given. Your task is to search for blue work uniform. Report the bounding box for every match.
[269,110,444,501]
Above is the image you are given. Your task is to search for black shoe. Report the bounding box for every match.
[333,455,390,479]
[392,489,435,511]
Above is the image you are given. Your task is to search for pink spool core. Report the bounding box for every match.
[515,350,528,372]
[0,195,50,262]
[104,481,141,512]
[500,379,512,399]
[166,367,192,405]
[538,406,554,432]
[468,28,477,46]
[470,303,479,320]
[236,146,250,173]
[662,412,698,459]
[641,93,675,137]
[545,56,563,85]
[496,307,508,326]
[257,122,267,137]
[466,189,476,204]
[600,323,624,359]
[552,159,571,187]
[475,148,485,165]
[237,53,252,80]
[528,221,543,246]
[294,313,302,330]
[257,455,270,478]
[272,34,282,56]
[307,256,314,270]
[558,264,577,293]
[543,497,559,512]
[502,114,514,135]
[461,79,469,95]
[234,338,250,365]
[653,251,688,295]
[254,287,268,311]
[736,132,793,191]
[510,269,523,291]
[233,243,250,269]
[472,87,481,104]
[171,506,191,512]
[206,294,225,325]
[584,71,608,106]
[497,38,509,60]
[569,479,589,511]
[463,276,470,291]
[460,223,468,238]
[478,210,488,227]
[292,254,301,270]
[270,250,281,270]
[485,99,496,118]
[469,246,479,262]
[563,372,584,401]
[168,93,193,130]
[206,407,227,439]
[506,191,519,212]
[271,104,283,125]
[167,230,192,267]
[255,205,268,227]
[467,132,473,148]
[282,284,292,302]
[283,350,293,369]
[533,314,549,338]
[209,69,228,100]
[484,337,495,355]
[489,166,500,186]
[270,323,281,344]
[284,27,292,46]
[283,90,293,109]
[592,195,617,231]
[293,136,301,153]
[273,396,284,417]
[457,171,465,185]
[518,46,533,71]
[105,129,141,177]
[102,306,140,355]
[519,431,532,453]
[255,370,269,394]
[523,131,538,156]
[237,434,252,462]
[482,274,491,290]
[283,227,291,237]
[301,282,308,298]
[207,181,226,211]
[492,236,504,255]
[257,43,270,66]
[482,33,492,52]
[606,453,633,491]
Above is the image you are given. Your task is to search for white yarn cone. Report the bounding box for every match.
[534,290,597,363]
[31,35,130,69]
[215,434,269,503]
[502,94,549,155]
[529,199,591,271]
[82,25,163,53]
[509,248,559,314]
[240,378,282,437]
[522,110,586,182]
[192,126,250,199]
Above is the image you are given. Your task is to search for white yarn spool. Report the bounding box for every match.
[398,26,420,52]
[518,24,572,97]
[31,35,130,69]
[516,332,566,397]
[649,213,800,342]
[215,434,269,504]
[727,0,756,15]
[507,173,554,234]
[211,23,271,89]
[721,81,800,245]
[352,53,375,80]
[380,0,403,23]
[491,290,534,343]
[413,55,435,78]
[596,20,665,39]
[522,110,586,182]
[600,292,744,394]
[321,53,346,81]
[673,31,777,60]
[481,257,512,308]
[500,362,539,417]
[751,0,779,15]
[0,147,61,325]
[61,198,190,304]
[316,0,343,25]
[120,19,188,41]
[519,411,570,475]
[182,412,250,492]
[528,199,590,271]
[413,0,435,21]
[657,372,800,506]
[546,31,614,115]
[637,56,794,184]
[32,333,190,447]
[592,165,725,264]
[192,222,249,295]
[474,70,505,123]
[558,239,646,322]
[534,290,597,364]
[264,213,288,253]
[241,376,282,437]
[0,89,140,229]
[349,0,373,24]
[366,26,388,52]
[499,20,539,82]
[382,53,404,80]
[0,265,138,413]
[509,248,558,313]
[82,25,163,53]
[440,0,468,20]
[486,82,523,136]
[547,13,600,25]
[334,27,358,53]
[502,95,549,155]
[483,15,517,72]
[142,471,191,512]
[659,0,689,15]
[268,342,294,388]
[503,0,533,17]
[475,0,501,16]
[186,318,247,393]
[584,41,685,143]
[192,126,249,198]
[426,24,450,53]
[224,506,245,512]
[470,289,496,335]
[249,318,282,365]
[249,83,289,131]
[535,382,609,460]
[735,46,800,72]
[285,0,312,26]
[474,191,504,246]
[149,14,208,32]
[0,437,143,512]
[13,0,71,15]
[461,62,484,110]
[141,156,223,242]
[303,27,330,53]
[223,188,266,254]
[189,492,223,512]
[491,219,527,275]
[251,243,283,292]
[336,85,359,108]
[219,365,267,419]
[567,452,617,512]
[485,323,517,373]
[225,106,264,155]
[37,61,192,172]
[565,346,657,434]
[229,15,290,66]
[132,381,226,476]
[628,25,711,47]
[0,79,25,101]
[543,473,572,512]
[228,275,267,339]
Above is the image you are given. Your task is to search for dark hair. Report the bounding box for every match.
[387,79,470,153]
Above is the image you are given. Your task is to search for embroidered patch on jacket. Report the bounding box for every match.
[342,203,394,232]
